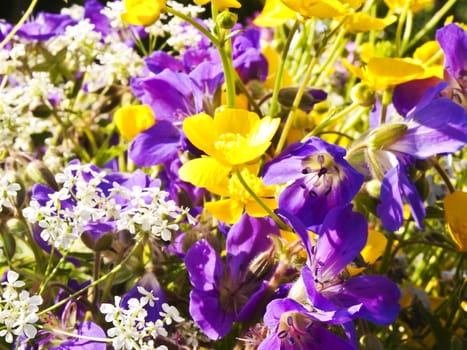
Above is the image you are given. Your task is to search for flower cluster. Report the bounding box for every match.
[0,0,465,349]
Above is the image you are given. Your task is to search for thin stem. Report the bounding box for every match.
[433,159,456,193]
[0,0,39,50]
[39,239,143,315]
[269,20,300,117]
[235,169,287,230]
[43,326,111,343]
[402,0,457,55]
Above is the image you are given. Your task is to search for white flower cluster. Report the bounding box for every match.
[0,171,21,212]
[100,287,183,350]
[0,271,43,344]
[22,163,187,249]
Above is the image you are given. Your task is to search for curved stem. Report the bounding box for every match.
[39,239,143,315]
[433,159,456,194]
[235,169,287,230]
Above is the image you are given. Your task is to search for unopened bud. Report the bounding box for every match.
[365,179,381,198]
[361,333,384,350]
[368,123,408,149]
[5,218,27,236]
[81,231,113,251]
[350,82,376,107]
[246,246,275,281]
[1,232,16,259]
[25,160,59,190]
[415,176,430,201]
[217,10,237,30]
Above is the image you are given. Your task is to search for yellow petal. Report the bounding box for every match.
[444,191,467,252]
[347,229,388,275]
[194,0,241,9]
[178,157,231,192]
[280,0,351,19]
[182,112,217,156]
[245,198,278,217]
[121,0,164,26]
[366,57,425,89]
[345,13,397,33]
[205,198,244,224]
[113,104,155,141]
[384,0,433,13]
[253,0,296,27]
[262,45,294,89]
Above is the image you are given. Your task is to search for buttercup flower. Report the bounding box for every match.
[179,107,280,189]
[121,0,165,26]
[253,0,296,27]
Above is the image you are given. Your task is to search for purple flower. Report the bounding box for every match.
[17,12,76,40]
[84,0,111,37]
[262,137,364,230]
[436,23,467,87]
[258,298,357,350]
[185,214,279,339]
[278,206,401,326]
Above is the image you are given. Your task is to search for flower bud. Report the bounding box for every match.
[216,10,238,30]
[350,82,376,107]
[365,178,381,198]
[5,218,27,236]
[25,160,59,190]
[361,333,384,350]
[368,123,408,150]
[246,246,275,281]
[1,232,16,259]
[12,175,26,209]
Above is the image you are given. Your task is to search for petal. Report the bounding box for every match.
[226,214,278,278]
[444,191,467,252]
[185,239,223,292]
[315,205,368,281]
[332,275,401,325]
[129,121,180,166]
[376,166,405,232]
[253,0,296,27]
[189,290,235,340]
[178,157,231,192]
[183,113,218,156]
[436,23,467,80]
[205,198,244,224]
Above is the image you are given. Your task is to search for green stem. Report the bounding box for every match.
[394,0,411,56]
[38,249,70,295]
[275,55,318,155]
[39,239,143,315]
[402,0,457,55]
[269,20,300,117]
[235,169,287,230]
[43,326,111,343]
[0,0,39,50]
[305,102,361,139]
[166,6,236,108]
[433,159,456,194]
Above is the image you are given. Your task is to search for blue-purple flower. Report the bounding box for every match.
[184,213,279,339]
[278,205,401,326]
[262,137,364,230]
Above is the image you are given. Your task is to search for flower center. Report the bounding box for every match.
[214,133,247,153]
[300,153,340,197]
[277,311,315,347]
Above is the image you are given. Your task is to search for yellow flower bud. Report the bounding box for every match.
[114,104,155,141]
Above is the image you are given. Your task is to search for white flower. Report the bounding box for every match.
[159,303,184,325]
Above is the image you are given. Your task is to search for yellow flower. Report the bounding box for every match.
[443,191,467,252]
[344,13,397,33]
[194,0,241,9]
[121,0,165,26]
[253,0,296,27]
[204,165,278,224]
[280,0,362,19]
[384,0,433,14]
[179,108,279,190]
[113,104,155,141]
